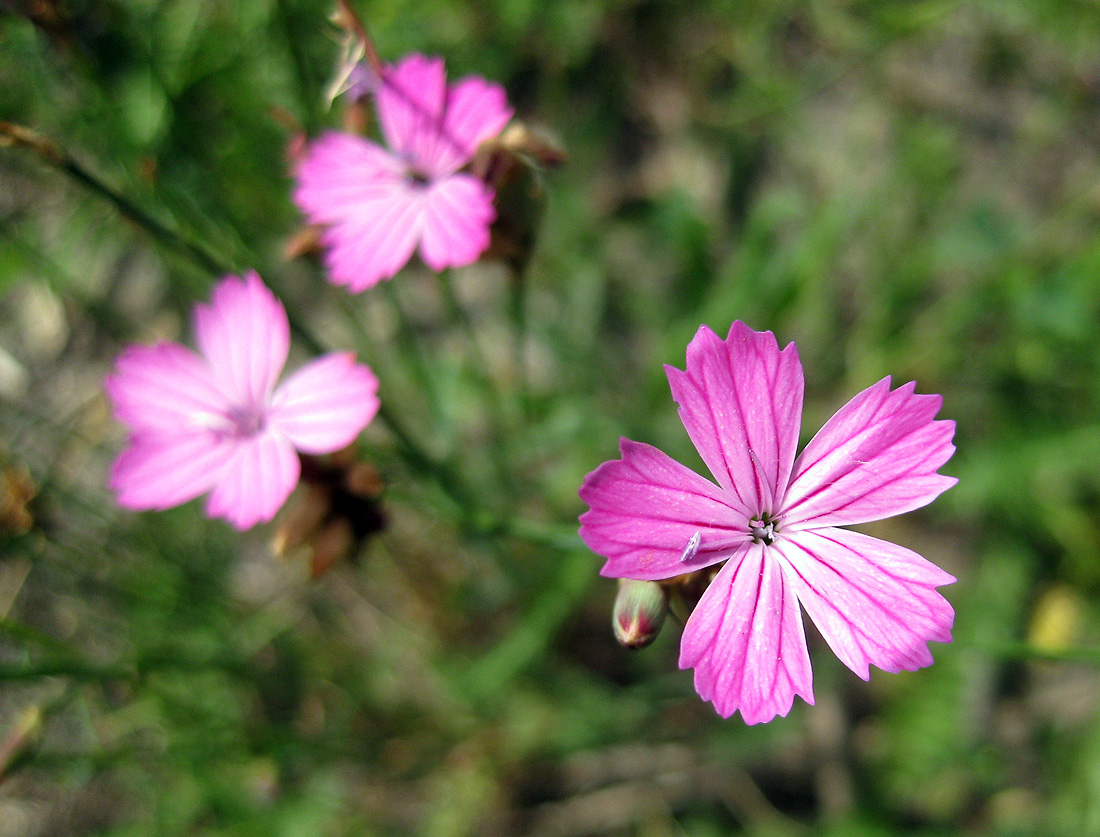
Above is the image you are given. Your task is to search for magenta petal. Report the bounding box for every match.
[679,544,814,723]
[666,322,804,517]
[294,132,406,225]
[781,378,957,529]
[106,342,229,434]
[316,181,424,291]
[433,75,512,176]
[193,273,289,406]
[204,431,300,530]
[774,528,955,679]
[294,133,425,291]
[418,174,496,271]
[377,53,448,169]
[580,439,749,580]
[268,352,380,453]
[110,432,231,511]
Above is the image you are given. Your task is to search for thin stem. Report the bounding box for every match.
[276,0,321,130]
[379,279,453,437]
[437,268,516,491]
[508,265,531,419]
[0,122,234,277]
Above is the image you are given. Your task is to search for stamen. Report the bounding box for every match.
[749,516,777,545]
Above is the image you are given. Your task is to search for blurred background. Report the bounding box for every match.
[3,0,1100,834]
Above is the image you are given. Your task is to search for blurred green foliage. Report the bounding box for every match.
[6,0,1100,834]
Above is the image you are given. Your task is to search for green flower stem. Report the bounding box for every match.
[0,122,234,278]
[508,266,531,419]
[436,268,516,491]
[378,279,455,442]
[274,0,321,130]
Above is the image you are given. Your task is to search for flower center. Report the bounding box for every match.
[749,514,778,545]
[226,405,266,438]
[397,151,433,187]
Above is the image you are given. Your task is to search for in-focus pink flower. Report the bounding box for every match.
[106,272,380,530]
[579,322,957,724]
[294,53,513,292]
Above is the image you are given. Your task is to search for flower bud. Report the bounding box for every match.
[612,579,669,649]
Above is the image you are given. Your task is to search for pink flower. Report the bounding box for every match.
[579,322,957,724]
[106,272,380,530]
[294,53,513,292]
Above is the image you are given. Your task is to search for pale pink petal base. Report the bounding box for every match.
[679,544,814,723]
[205,432,301,530]
[775,528,955,679]
[269,352,380,453]
[579,439,748,580]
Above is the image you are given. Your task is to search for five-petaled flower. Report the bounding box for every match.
[579,322,957,724]
[294,53,513,293]
[106,272,380,530]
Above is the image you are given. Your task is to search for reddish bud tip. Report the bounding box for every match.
[612,579,669,649]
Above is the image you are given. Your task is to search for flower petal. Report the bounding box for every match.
[434,74,512,176]
[294,132,407,224]
[773,528,955,679]
[204,431,300,530]
[579,439,750,580]
[679,544,814,723]
[106,342,229,434]
[268,352,380,453]
[418,174,496,271]
[780,378,957,529]
[294,132,425,292]
[665,322,804,516]
[110,431,232,511]
[193,272,289,407]
[378,54,448,169]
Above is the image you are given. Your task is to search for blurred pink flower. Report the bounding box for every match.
[106,272,380,530]
[294,53,513,292]
[579,322,957,724]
